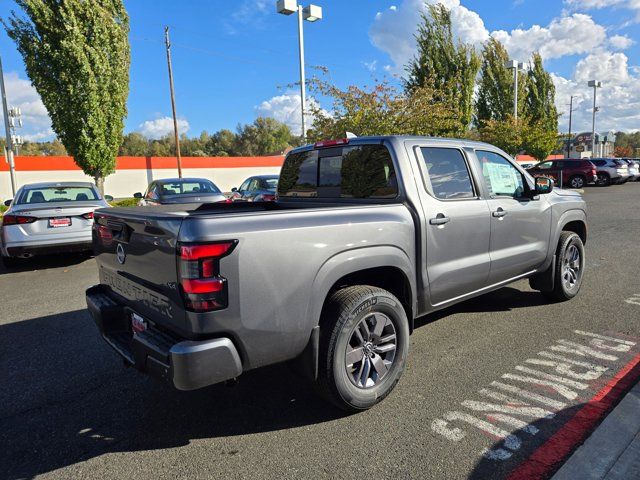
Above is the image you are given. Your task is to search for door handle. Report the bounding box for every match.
[492,207,507,218]
[429,213,451,225]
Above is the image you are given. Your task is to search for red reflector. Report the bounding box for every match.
[181,278,225,294]
[202,258,215,278]
[82,212,94,220]
[314,138,349,148]
[180,242,234,260]
[186,299,224,311]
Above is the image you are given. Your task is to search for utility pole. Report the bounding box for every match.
[0,55,17,197]
[164,26,182,178]
[566,95,574,158]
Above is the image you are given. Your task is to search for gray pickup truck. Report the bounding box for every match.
[86,136,587,411]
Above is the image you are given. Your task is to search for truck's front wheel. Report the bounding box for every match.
[317,285,409,411]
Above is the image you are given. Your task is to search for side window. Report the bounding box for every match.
[420,147,475,200]
[248,179,260,191]
[536,161,553,169]
[554,161,565,168]
[477,150,525,199]
[146,183,156,199]
[239,179,251,192]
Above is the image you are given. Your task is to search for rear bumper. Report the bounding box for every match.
[86,285,243,390]
[4,240,92,257]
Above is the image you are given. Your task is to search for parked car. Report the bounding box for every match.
[621,159,640,181]
[87,136,587,411]
[231,175,279,202]
[590,158,631,186]
[134,178,227,206]
[526,159,597,189]
[1,182,110,268]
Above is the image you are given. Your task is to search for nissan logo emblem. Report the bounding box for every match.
[116,243,126,264]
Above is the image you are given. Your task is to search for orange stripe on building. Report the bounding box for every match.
[0,155,286,172]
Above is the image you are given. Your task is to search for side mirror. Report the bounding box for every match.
[104,194,114,202]
[535,176,554,195]
[4,199,12,207]
[133,192,143,199]
[231,187,238,192]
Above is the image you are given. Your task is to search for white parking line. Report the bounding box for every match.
[430,330,638,462]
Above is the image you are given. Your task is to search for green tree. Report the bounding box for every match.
[236,117,295,156]
[476,37,527,126]
[522,120,558,161]
[207,129,237,156]
[119,132,149,156]
[4,0,131,192]
[404,3,480,133]
[478,116,524,156]
[307,75,459,142]
[525,52,558,132]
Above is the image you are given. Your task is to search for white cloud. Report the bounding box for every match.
[554,51,640,132]
[491,14,607,61]
[565,0,640,22]
[138,116,190,139]
[256,90,324,136]
[0,72,53,142]
[609,34,634,49]
[565,0,626,7]
[369,0,490,73]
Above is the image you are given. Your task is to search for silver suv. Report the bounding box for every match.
[621,159,640,181]
[591,158,631,186]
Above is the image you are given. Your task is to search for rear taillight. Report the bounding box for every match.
[261,194,276,202]
[1,215,37,226]
[178,241,237,312]
[82,212,94,220]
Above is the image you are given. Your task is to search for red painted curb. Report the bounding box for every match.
[507,352,640,480]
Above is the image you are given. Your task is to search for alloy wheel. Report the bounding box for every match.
[345,313,397,389]
[562,243,581,290]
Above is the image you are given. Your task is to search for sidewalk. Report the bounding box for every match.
[552,381,640,480]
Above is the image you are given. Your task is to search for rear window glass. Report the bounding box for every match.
[160,181,220,195]
[262,178,279,189]
[278,145,398,199]
[420,147,475,200]
[17,186,98,204]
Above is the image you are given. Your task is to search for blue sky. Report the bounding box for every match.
[1,0,639,142]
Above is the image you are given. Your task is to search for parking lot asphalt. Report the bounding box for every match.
[2,184,640,480]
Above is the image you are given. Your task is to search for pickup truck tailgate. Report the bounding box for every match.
[93,207,187,333]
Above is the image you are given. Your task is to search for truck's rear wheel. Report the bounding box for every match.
[317,285,409,411]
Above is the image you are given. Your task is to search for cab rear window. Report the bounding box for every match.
[278,144,398,199]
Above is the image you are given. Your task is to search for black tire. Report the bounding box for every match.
[1,255,23,269]
[568,175,585,189]
[317,285,409,412]
[596,173,610,187]
[543,232,585,302]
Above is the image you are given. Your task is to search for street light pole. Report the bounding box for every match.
[505,60,524,120]
[296,5,307,142]
[277,1,322,142]
[567,95,574,158]
[588,80,602,158]
[0,55,17,197]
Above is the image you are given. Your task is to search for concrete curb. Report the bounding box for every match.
[552,381,640,480]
